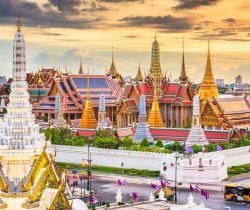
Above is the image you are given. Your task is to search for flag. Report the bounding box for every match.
[195,185,201,192]
[217,145,223,151]
[200,189,209,200]
[160,179,165,188]
[202,146,206,154]
[117,179,123,186]
[132,192,140,201]
[190,184,194,192]
[71,170,78,174]
[163,179,171,186]
[185,145,193,154]
[150,183,161,190]
[90,196,98,204]
[123,179,128,186]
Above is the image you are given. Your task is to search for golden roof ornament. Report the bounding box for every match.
[79,56,84,74]
[16,17,22,31]
[134,60,143,82]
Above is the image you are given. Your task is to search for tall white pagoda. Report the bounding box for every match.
[0,18,45,180]
[0,18,77,210]
[186,94,208,146]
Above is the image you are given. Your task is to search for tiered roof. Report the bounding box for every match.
[33,74,122,114]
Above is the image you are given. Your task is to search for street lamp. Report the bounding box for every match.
[174,151,180,203]
[82,138,93,203]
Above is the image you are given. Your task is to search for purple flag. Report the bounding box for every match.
[132,192,140,201]
[118,179,123,186]
[160,179,165,188]
[200,189,209,200]
[90,195,98,204]
[190,184,194,192]
[151,183,161,190]
[185,145,193,154]
[195,185,201,192]
[164,179,171,185]
[123,179,128,186]
[217,145,223,151]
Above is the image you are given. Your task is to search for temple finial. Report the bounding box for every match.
[207,40,210,58]
[112,47,114,64]
[155,32,157,41]
[16,17,22,31]
[179,37,188,83]
[87,74,90,99]
[79,55,83,74]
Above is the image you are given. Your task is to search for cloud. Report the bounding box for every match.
[81,2,108,12]
[120,15,193,32]
[123,35,138,39]
[222,18,236,25]
[0,0,102,29]
[98,0,143,2]
[48,0,81,13]
[42,32,62,36]
[173,0,221,10]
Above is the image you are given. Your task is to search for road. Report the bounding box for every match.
[70,174,250,210]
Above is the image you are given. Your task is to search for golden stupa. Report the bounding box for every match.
[198,41,218,102]
[78,76,97,129]
[148,79,165,128]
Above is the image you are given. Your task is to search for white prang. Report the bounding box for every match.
[186,94,208,146]
[0,20,45,180]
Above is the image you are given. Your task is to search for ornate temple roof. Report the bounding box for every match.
[149,35,162,78]
[33,74,122,114]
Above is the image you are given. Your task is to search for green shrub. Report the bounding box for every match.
[140,138,149,147]
[155,139,164,148]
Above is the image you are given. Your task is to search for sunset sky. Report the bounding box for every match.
[0,0,249,83]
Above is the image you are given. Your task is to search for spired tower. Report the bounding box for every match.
[179,38,188,83]
[78,76,97,129]
[55,93,66,128]
[186,94,208,146]
[0,17,45,180]
[133,95,154,143]
[198,41,218,102]
[96,93,107,130]
[149,34,161,79]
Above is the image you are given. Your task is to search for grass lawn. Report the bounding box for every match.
[56,162,159,178]
[228,163,250,177]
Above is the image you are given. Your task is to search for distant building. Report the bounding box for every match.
[215,79,224,87]
[235,75,242,85]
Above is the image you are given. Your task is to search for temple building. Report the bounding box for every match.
[199,42,250,130]
[117,36,194,128]
[33,73,122,126]
[0,18,76,210]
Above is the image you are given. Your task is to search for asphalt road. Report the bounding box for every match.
[75,175,250,210]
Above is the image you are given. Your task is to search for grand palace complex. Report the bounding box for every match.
[0,25,250,133]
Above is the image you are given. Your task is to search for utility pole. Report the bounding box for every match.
[174,151,180,203]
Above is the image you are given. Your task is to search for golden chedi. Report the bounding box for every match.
[78,77,97,129]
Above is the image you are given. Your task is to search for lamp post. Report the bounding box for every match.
[174,151,180,203]
[82,139,93,204]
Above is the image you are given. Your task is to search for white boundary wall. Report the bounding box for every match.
[53,145,250,170]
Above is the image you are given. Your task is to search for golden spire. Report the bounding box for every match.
[106,47,118,77]
[16,17,22,31]
[179,37,188,83]
[198,41,218,101]
[78,75,97,129]
[78,56,83,74]
[134,60,143,82]
[150,34,161,79]
[147,78,165,128]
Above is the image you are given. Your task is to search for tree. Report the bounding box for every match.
[184,118,192,128]
[168,142,184,153]
[140,138,149,147]
[120,136,135,148]
[93,136,120,149]
[155,139,164,148]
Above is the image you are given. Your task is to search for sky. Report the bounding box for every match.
[0,0,249,83]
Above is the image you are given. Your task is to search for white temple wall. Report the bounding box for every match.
[54,145,250,171]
